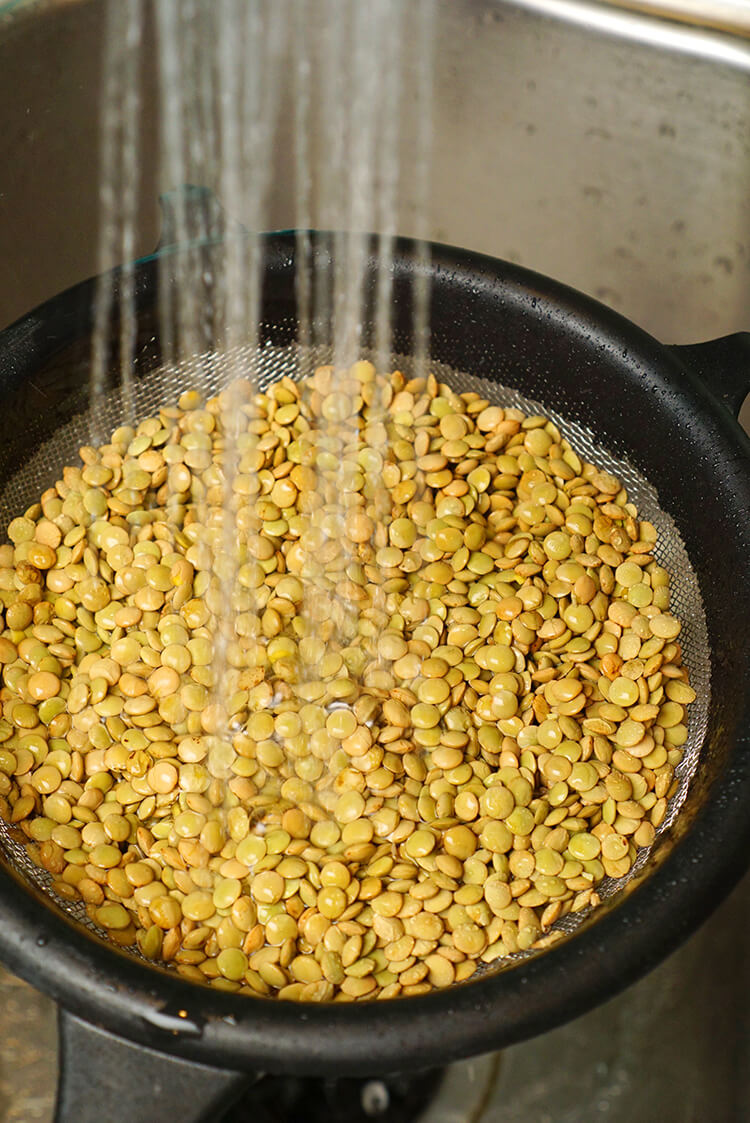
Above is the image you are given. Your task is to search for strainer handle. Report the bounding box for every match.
[670,333,750,420]
[54,1009,255,1123]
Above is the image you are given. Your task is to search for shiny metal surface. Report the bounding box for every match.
[517,0,750,43]
[0,0,749,347]
[598,0,750,35]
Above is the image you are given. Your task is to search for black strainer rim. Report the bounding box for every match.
[0,233,747,1075]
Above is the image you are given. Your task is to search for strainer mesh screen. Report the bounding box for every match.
[0,337,711,962]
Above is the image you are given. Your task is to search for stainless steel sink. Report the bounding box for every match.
[1,0,748,407]
[0,2,748,1120]
[1,0,749,347]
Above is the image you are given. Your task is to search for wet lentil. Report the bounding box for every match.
[0,363,694,1001]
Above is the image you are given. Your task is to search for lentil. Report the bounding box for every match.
[0,363,694,1001]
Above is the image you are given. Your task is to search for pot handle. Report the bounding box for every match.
[54,1008,254,1123]
[669,333,750,420]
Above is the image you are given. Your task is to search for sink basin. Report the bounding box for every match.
[0,0,748,356]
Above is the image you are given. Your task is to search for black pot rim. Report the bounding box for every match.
[0,234,748,1076]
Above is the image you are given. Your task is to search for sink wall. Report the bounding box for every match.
[0,0,748,353]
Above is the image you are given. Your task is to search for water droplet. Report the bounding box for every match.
[142,1005,203,1038]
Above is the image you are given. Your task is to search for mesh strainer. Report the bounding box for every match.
[0,222,748,1123]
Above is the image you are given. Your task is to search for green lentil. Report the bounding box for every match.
[0,361,695,1003]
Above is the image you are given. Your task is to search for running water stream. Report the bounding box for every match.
[90,0,144,442]
[89,0,436,820]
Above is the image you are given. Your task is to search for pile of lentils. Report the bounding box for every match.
[0,361,695,1001]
